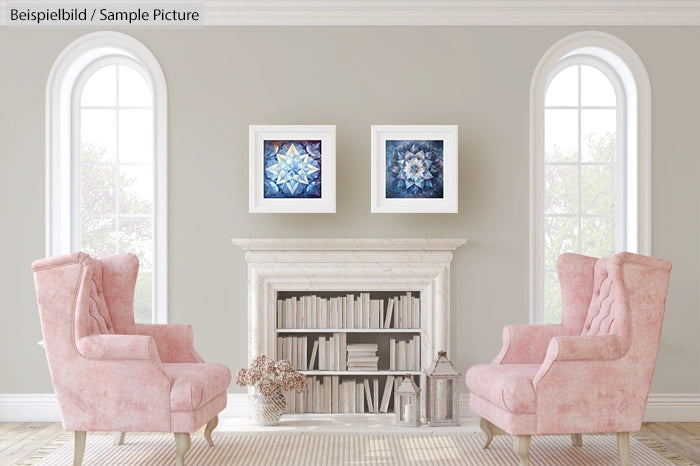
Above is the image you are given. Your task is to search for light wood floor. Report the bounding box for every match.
[0,422,698,465]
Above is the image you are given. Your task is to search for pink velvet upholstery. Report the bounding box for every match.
[466,252,671,437]
[32,252,231,434]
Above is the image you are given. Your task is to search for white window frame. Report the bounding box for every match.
[46,31,168,324]
[530,31,652,323]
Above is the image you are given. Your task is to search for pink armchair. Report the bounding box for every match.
[32,252,231,466]
[465,252,671,466]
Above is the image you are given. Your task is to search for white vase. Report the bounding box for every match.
[251,389,287,426]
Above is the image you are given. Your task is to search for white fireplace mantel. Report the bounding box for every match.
[232,238,467,367]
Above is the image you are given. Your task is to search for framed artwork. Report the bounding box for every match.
[249,125,336,213]
[371,125,458,213]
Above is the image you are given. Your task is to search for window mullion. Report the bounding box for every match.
[115,64,121,254]
[577,64,582,255]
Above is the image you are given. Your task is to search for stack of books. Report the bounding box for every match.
[286,375,397,414]
[276,292,420,330]
[346,343,379,371]
[389,335,421,371]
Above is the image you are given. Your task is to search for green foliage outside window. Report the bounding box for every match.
[80,143,153,323]
[544,132,617,323]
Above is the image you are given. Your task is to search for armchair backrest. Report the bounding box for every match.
[581,253,671,341]
[554,252,671,431]
[33,252,114,342]
[32,252,141,378]
[99,253,140,334]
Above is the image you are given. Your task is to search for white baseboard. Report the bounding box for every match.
[0,394,62,422]
[643,394,700,422]
[2,393,699,423]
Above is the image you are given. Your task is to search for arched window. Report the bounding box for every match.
[531,32,651,323]
[47,32,167,323]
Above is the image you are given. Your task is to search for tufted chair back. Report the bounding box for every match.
[580,255,630,340]
[74,254,115,339]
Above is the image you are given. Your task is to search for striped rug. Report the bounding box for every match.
[32,432,676,465]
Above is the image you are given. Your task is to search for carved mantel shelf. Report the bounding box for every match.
[232,238,467,251]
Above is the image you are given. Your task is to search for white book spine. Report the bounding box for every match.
[323,376,332,413]
[305,296,312,330]
[311,295,317,329]
[373,378,379,414]
[331,376,339,414]
[347,294,355,328]
[329,337,335,371]
[341,297,347,329]
[315,378,321,413]
[370,299,379,329]
[389,338,395,371]
[413,335,420,370]
[277,300,283,329]
[364,379,373,413]
[340,333,347,371]
[309,340,319,370]
[302,336,308,370]
[379,299,384,329]
[315,297,321,329]
[405,292,412,329]
[380,375,395,413]
[333,333,340,372]
[293,297,299,328]
[413,297,420,330]
[319,336,326,371]
[357,382,364,413]
[384,298,394,329]
[328,298,338,328]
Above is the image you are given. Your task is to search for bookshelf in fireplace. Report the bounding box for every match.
[275,290,421,415]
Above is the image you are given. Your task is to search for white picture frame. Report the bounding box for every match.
[371,125,458,213]
[249,125,336,213]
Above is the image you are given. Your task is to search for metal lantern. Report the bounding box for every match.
[424,350,460,426]
[394,374,421,427]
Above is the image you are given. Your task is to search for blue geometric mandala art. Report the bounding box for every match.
[263,140,322,198]
[385,140,444,199]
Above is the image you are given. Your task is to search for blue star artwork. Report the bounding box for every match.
[263,140,322,199]
[385,140,444,199]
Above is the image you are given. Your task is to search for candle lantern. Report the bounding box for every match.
[394,374,420,427]
[424,350,460,426]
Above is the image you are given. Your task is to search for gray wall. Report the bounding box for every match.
[1,26,697,396]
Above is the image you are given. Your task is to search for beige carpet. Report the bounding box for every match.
[29,431,677,466]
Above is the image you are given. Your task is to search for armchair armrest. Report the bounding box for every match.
[76,334,161,361]
[533,334,627,387]
[544,334,626,362]
[134,323,204,363]
[493,324,563,364]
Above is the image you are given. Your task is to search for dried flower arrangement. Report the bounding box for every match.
[235,354,308,397]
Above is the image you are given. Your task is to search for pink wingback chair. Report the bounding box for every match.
[32,252,232,466]
[465,252,671,466]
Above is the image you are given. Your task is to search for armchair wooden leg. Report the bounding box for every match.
[174,432,191,466]
[571,433,582,447]
[513,435,531,466]
[617,432,631,466]
[73,431,86,466]
[204,415,219,447]
[114,432,126,446]
[479,417,495,449]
